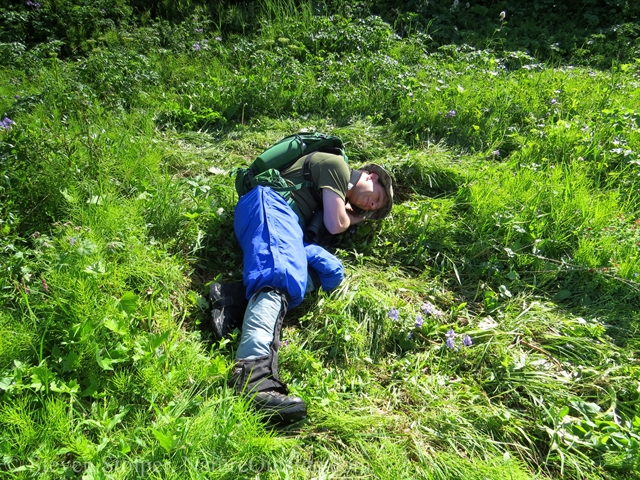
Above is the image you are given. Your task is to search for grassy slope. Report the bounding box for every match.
[1,6,640,480]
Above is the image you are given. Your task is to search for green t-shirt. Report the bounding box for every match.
[281,151,350,224]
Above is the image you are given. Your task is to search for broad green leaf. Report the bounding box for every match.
[62,350,80,372]
[61,188,77,204]
[49,379,80,395]
[31,363,54,392]
[118,291,139,315]
[152,428,177,453]
[83,459,109,479]
[0,376,13,392]
[107,408,129,431]
[76,240,97,256]
[96,348,126,371]
[84,261,106,275]
[148,330,171,351]
[96,351,114,371]
[570,400,601,415]
[104,315,128,335]
[81,376,99,397]
[499,285,512,298]
[554,289,572,301]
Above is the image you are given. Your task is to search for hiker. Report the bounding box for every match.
[210,148,393,424]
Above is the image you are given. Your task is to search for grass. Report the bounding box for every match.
[1,1,640,479]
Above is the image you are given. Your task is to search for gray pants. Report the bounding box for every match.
[236,289,284,360]
[230,287,289,394]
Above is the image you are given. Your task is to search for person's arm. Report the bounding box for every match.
[322,188,357,234]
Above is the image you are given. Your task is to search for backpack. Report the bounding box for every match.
[234,132,348,199]
[233,132,347,242]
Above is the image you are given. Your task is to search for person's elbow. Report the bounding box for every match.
[324,215,350,235]
[325,218,348,235]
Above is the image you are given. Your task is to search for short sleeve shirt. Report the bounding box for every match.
[281,151,350,224]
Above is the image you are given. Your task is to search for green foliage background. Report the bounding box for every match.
[1,1,639,479]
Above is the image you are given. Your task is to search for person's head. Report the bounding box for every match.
[348,163,394,220]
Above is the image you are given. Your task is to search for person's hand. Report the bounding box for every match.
[345,203,365,225]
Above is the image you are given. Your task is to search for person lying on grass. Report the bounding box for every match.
[210,150,393,424]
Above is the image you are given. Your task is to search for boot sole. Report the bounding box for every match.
[262,404,307,424]
[252,396,308,424]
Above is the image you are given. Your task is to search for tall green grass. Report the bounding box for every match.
[1,2,639,479]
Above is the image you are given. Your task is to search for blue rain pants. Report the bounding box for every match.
[233,186,343,360]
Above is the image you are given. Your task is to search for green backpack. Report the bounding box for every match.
[234,132,347,199]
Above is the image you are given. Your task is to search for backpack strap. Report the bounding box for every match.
[302,155,322,206]
[303,155,313,182]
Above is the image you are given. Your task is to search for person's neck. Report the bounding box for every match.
[347,170,363,198]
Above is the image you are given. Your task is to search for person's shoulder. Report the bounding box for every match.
[312,151,348,170]
[310,151,344,162]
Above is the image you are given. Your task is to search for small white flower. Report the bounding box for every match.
[499,11,506,21]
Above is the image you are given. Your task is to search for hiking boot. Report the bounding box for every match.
[210,282,247,341]
[253,390,307,424]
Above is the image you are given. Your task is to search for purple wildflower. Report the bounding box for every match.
[215,36,222,42]
[463,334,473,347]
[14,95,20,99]
[193,43,201,51]
[551,99,557,105]
[445,110,457,118]
[415,315,424,328]
[422,302,434,315]
[1,117,15,129]
[491,150,500,156]
[422,301,443,318]
[388,308,399,321]
[195,28,203,33]
[69,237,76,246]
[41,277,49,294]
[445,329,456,348]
